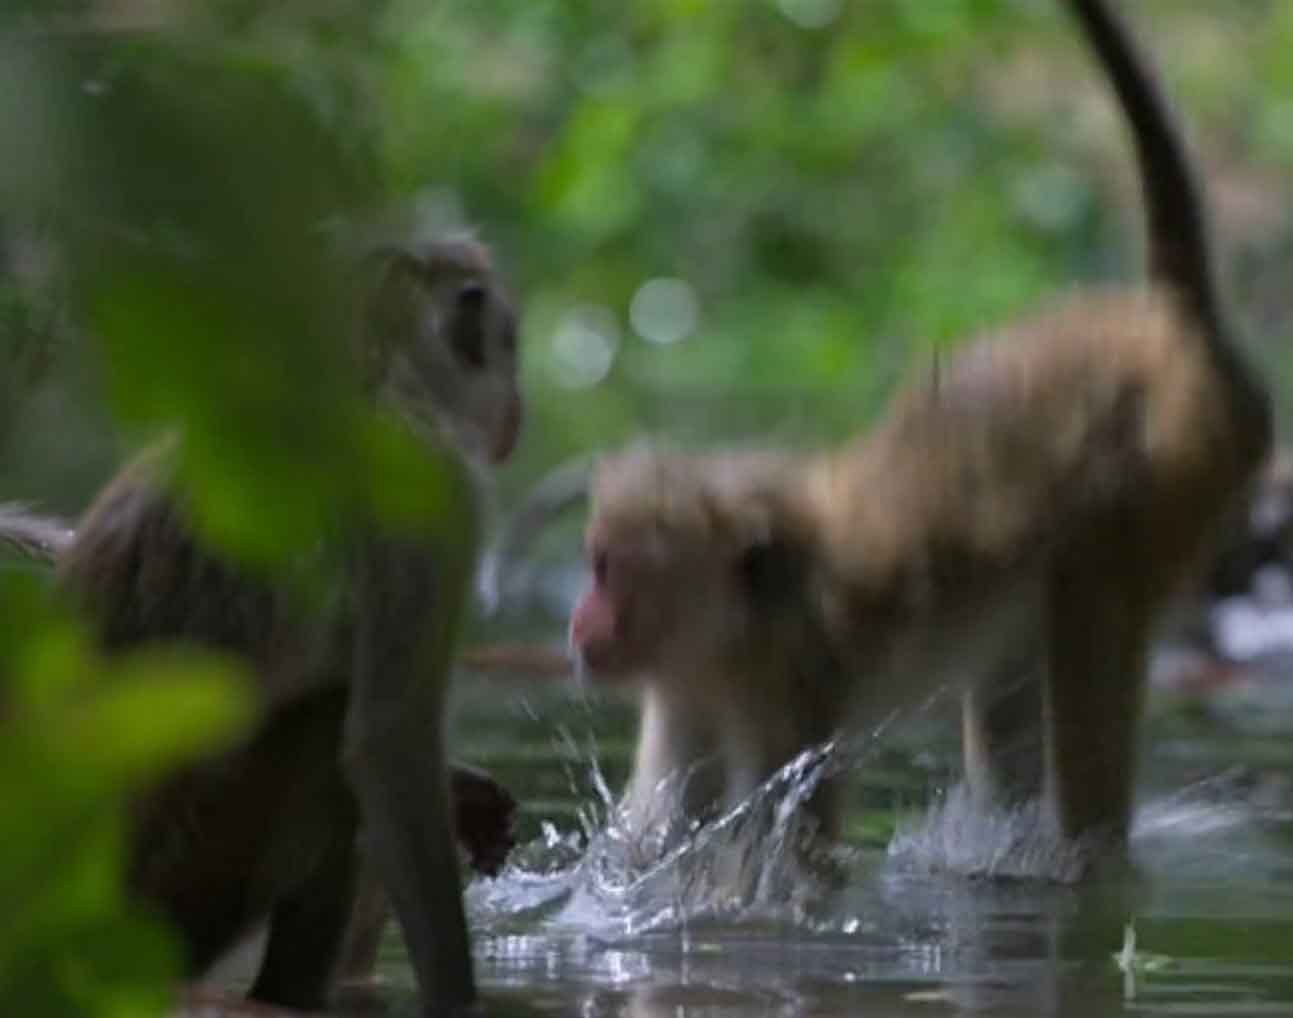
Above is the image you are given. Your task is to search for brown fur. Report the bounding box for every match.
[44,237,521,1013]
[570,0,1271,860]
[0,495,521,880]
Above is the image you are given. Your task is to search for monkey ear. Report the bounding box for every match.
[737,535,804,606]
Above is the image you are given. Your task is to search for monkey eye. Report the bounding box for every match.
[449,283,488,370]
[592,549,609,584]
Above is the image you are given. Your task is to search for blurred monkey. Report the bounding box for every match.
[569,0,1271,864]
[3,236,522,1013]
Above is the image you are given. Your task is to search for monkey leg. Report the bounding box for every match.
[1044,551,1149,847]
[335,864,389,985]
[132,839,254,979]
[128,691,353,983]
[962,641,1045,809]
[248,794,360,1009]
[345,538,476,1016]
[126,768,259,976]
[344,729,472,1014]
[336,763,515,988]
[235,692,360,1008]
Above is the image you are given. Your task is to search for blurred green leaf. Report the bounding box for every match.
[0,3,1290,1013]
[0,575,252,1018]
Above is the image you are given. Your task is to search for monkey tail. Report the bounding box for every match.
[1067,0,1214,327]
[0,504,74,564]
[477,455,592,615]
[1068,0,1270,452]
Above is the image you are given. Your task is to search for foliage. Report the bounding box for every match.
[0,1,1289,1013]
[5,3,1291,504]
[0,4,446,1013]
[369,0,1291,464]
[0,574,253,1017]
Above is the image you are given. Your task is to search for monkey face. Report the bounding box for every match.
[570,522,743,682]
[367,238,523,465]
[570,451,810,686]
[415,268,522,465]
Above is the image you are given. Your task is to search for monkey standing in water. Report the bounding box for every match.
[569,0,1272,863]
[3,238,521,1013]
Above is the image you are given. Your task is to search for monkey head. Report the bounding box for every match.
[363,236,523,464]
[570,449,818,688]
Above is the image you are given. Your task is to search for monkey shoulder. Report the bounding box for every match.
[58,445,290,659]
[58,429,484,701]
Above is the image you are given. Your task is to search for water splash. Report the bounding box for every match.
[887,768,1290,887]
[466,730,861,942]
[887,786,1102,884]
[467,688,1293,941]
[1211,568,1293,663]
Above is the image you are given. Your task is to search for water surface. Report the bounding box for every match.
[406,652,1293,1017]
[190,613,1293,1018]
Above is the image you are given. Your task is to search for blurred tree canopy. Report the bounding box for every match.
[4,0,1291,509]
[368,0,1291,462]
[0,1,1290,1013]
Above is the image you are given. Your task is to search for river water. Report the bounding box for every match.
[189,596,1293,1018]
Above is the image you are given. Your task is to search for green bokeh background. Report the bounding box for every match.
[1,2,1290,1014]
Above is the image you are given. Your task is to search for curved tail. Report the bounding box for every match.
[1068,0,1270,454]
[0,504,73,564]
[477,455,591,615]
[1066,0,1217,331]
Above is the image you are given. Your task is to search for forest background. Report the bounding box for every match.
[0,1,1289,1013]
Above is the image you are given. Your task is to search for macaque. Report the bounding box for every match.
[570,0,1273,863]
[0,486,522,992]
[0,504,520,874]
[3,236,522,1014]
